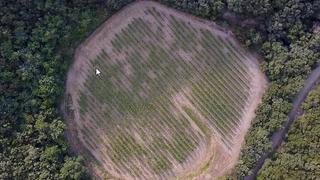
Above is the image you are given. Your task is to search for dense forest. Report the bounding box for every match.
[0,0,133,179]
[1,0,319,179]
[258,84,320,179]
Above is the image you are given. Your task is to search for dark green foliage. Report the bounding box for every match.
[158,0,320,179]
[60,157,88,180]
[228,1,320,179]
[2,0,320,179]
[227,0,273,16]
[160,0,226,19]
[0,0,132,179]
[233,23,320,180]
[258,85,320,179]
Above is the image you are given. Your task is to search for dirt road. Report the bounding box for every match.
[244,64,320,180]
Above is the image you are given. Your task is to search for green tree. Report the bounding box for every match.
[60,157,88,180]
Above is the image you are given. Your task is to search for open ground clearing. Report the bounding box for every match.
[63,1,267,179]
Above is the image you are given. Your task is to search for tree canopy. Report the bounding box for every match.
[1,0,319,179]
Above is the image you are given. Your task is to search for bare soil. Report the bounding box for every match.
[62,1,268,179]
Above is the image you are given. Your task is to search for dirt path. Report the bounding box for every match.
[222,10,258,28]
[244,64,320,180]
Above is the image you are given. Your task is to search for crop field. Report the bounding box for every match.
[64,1,267,179]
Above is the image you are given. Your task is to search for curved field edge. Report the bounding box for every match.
[62,1,268,179]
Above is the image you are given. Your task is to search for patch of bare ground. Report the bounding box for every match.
[230,55,268,155]
[195,47,267,179]
[170,88,215,176]
[62,0,268,179]
[62,96,115,179]
[207,55,267,179]
[171,66,267,179]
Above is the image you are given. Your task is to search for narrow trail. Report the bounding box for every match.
[244,64,320,180]
[222,10,258,28]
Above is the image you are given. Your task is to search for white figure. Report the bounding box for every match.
[95,69,101,76]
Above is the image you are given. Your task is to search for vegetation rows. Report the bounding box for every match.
[158,0,320,178]
[2,0,319,179]
[0,0,134,179]
[76,6,254,178]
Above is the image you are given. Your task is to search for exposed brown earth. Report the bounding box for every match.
[62,1,267,179]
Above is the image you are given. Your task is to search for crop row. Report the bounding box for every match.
[76,8,255,178]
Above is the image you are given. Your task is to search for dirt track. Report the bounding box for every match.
[245,64,320,180]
